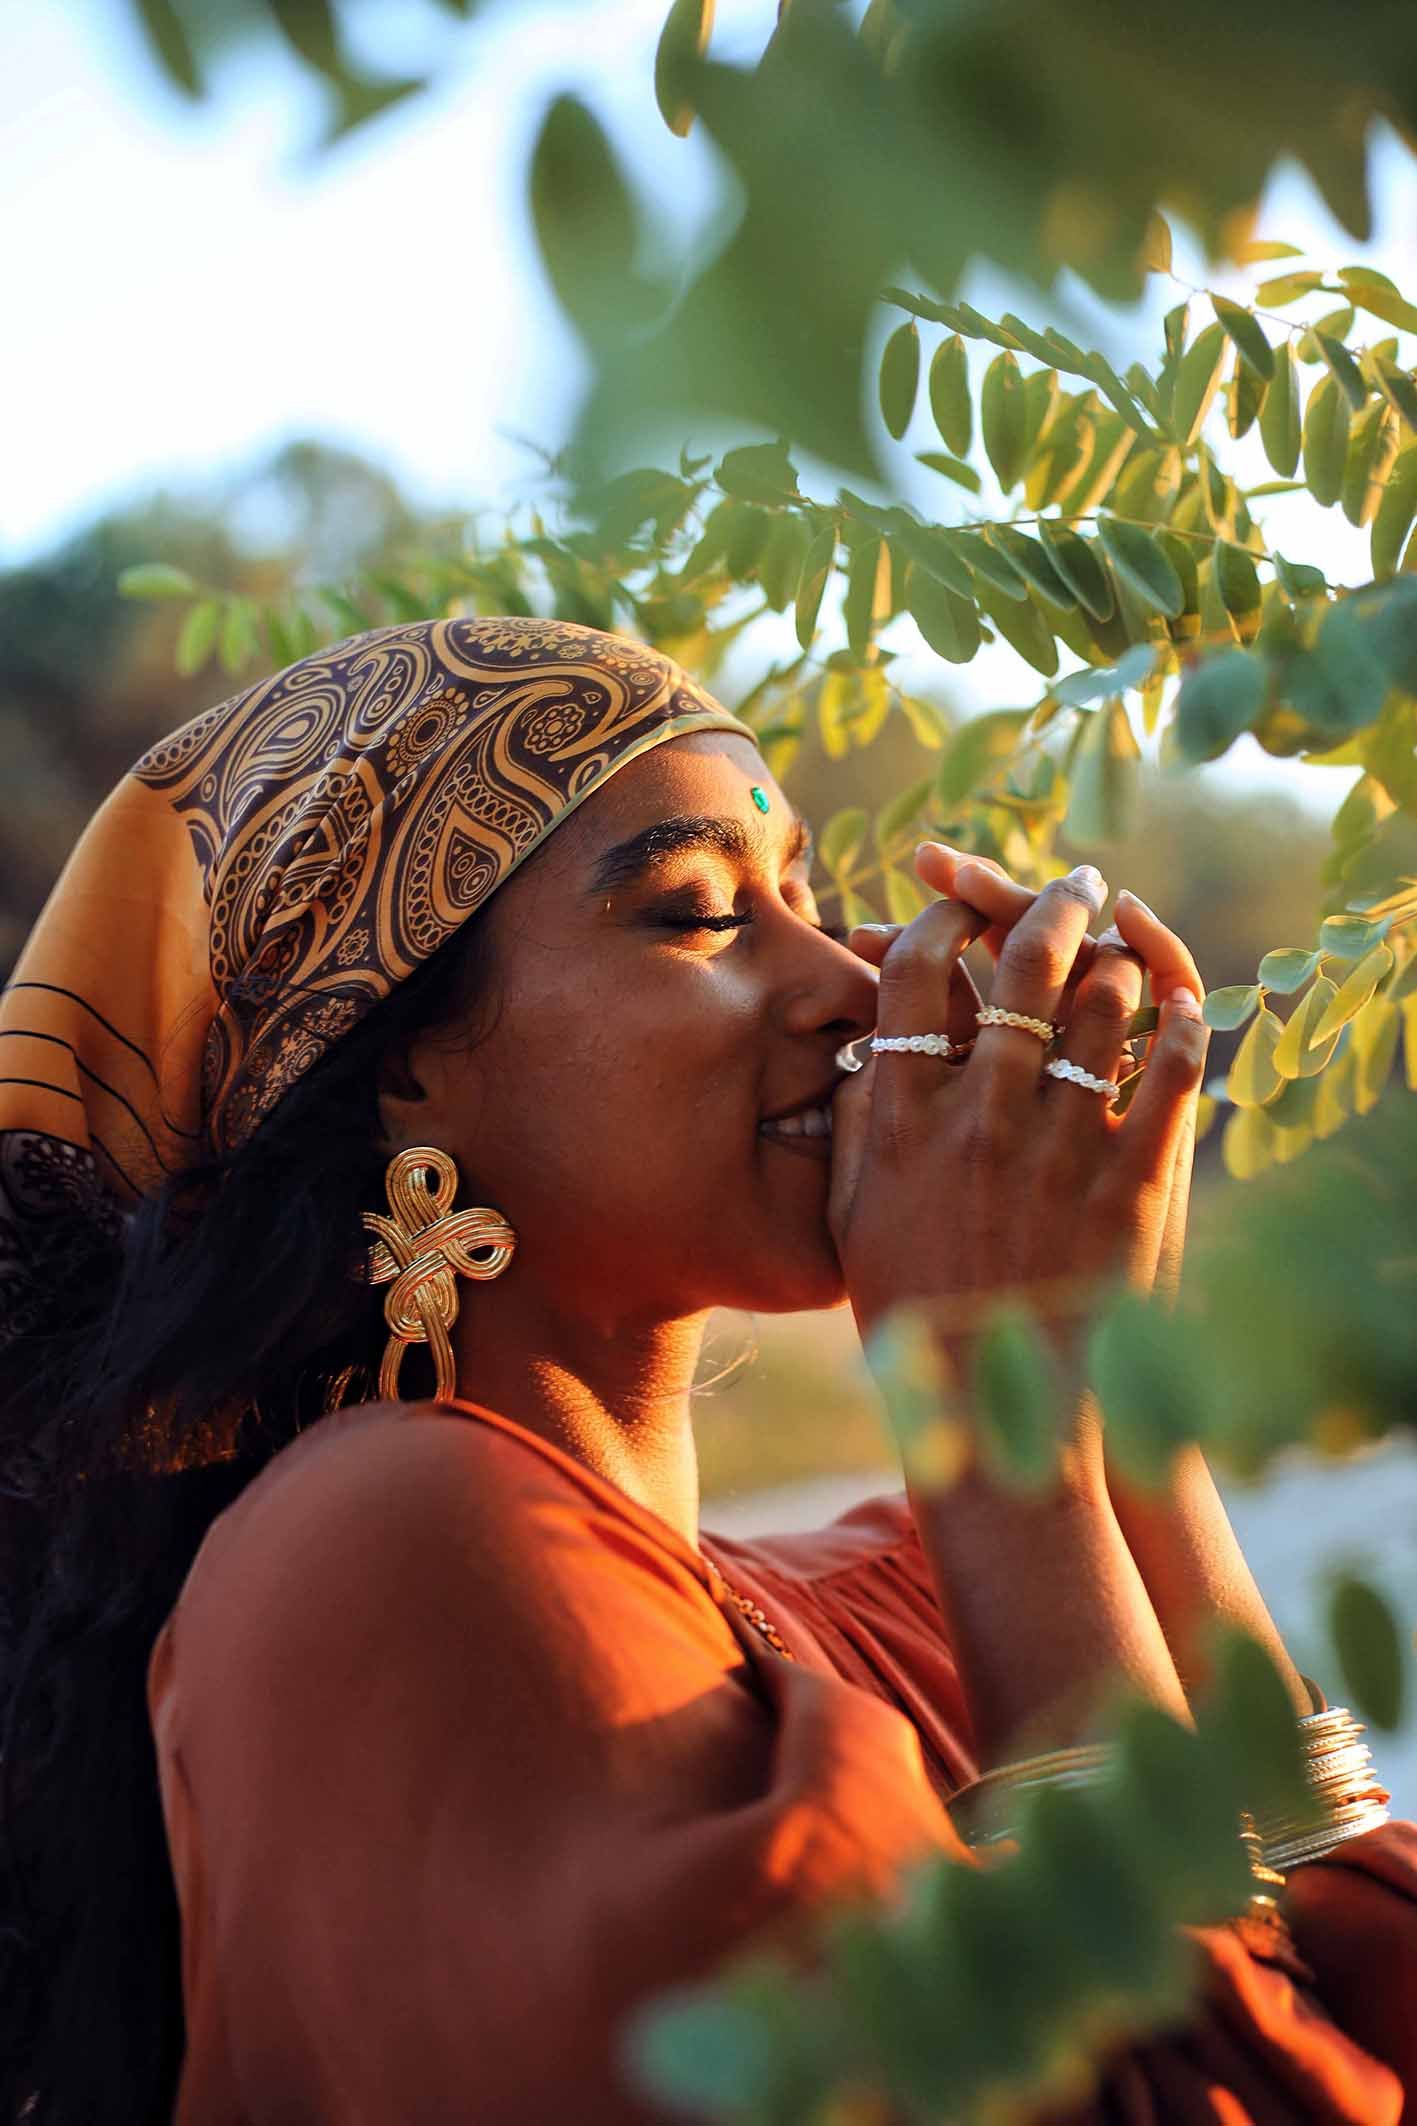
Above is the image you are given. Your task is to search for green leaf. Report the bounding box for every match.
[971,1306,1057,1490]
[907,564,981,664]
[954,529,1029,602]
[1321,911,1392,958]
[819,805,869,880]
[843,536,888,659]
[1329,1574,1406,1731]
[1238,241,1304,263]
[1338,265,1417,337]
[1063,696,1139,847]
[929,335,972,457]
[892,522,974,598]
[1174,649,1266,764]
[1170,322,1228,447]
[530,95,646,348]
[981,351,1028,491]
[118,562,198,600]
[874,775,936,855]
[1038,523,1114,621]
[1342,401,1397,528]
[1372,358,1417,434]
[935,708,1031,808]
[987,527,1072,605]
[879,320,921,440]
[1212,540,1262,642]
[1312,942,1394,1043]
[1227,1006,1284,1107]
[1255,270,1325,305]
[1053,644,1157,707]
[1318,332,1369,413]
[1211,295,1274,381]
[1352,995,1401,1112]
[133,0,202,96]
[976,584,1060,678]
[1257,948,1321,994]
[654,0,713,138]
[914,450,981,493]
[1372,446,1417,577]
[1273,978,1343,1078]
[1302,372,1352,508]
[757,512,811,611]
[1229,350,1268,440]
[1097,519,1184,619]
[1259,341,1301,479]
[716,440,801,505]
[1202,984,1261,1032]
[174,596,221,677]
[794,524,836,650]
[217,595,260,675]
[1297,304,1355,363]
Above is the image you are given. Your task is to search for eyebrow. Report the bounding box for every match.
[588,811,814,897]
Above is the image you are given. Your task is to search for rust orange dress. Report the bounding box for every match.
[147,1400,1417,2124]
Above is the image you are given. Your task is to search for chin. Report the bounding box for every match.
[725,1235,848,1316]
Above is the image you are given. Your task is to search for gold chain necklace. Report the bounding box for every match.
[703,1554,796,1660]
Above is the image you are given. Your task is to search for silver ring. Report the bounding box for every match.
[1045,1058,1120,1100]
[870,1032,964,1058]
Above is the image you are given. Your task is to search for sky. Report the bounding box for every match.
[5,0,1417,801]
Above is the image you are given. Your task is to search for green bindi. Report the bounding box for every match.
[749,785,771,815]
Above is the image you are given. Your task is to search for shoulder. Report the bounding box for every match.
[161,1404,731,1753]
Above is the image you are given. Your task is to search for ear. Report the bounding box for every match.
[376,1041,428,1153]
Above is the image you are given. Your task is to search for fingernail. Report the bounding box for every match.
[916,839,958,861]
[1095,924,1125,949]
[1068,862,1107,907]
[1166,985,1202,1018]
[1117,889,1157,918]
[855,922,898,934]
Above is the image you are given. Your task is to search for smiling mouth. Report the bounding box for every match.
[759,1103,833,1159]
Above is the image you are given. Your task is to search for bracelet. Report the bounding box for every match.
[1248,1707,1391,1873]
[950,1706,1391,1901]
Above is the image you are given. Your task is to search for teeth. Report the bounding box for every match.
[761,1103,832,1140]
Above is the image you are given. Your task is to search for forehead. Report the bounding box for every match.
[557,731,795,855]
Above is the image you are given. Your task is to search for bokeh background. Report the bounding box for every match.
[5,0,1416,1804]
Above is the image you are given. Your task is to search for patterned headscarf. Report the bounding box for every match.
[0,616,754,1348]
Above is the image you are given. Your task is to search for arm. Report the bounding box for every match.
[905,850,1310,1719]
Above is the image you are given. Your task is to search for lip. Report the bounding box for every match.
[760,1073,847,1126]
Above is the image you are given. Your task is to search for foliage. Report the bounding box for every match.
[101,4,1417,2118]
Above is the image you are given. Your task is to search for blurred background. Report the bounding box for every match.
[5,0,1416,1803]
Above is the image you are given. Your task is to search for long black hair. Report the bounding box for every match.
[0,911,498,2123]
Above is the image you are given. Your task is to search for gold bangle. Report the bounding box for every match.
[1249,1707,1391,1876]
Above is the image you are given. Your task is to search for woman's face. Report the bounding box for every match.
[393,732,878,1320]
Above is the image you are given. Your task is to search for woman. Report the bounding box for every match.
[0,614,1412,2123]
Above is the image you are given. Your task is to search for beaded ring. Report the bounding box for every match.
[975,1005,1059,1044]
[1045,1058,1121,1100]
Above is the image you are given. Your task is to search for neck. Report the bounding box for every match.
[446,1287,709,1550]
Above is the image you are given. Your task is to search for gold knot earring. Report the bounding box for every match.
[362,1146,516,1403]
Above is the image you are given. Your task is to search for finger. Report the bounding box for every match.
[828,1053,876,1245]
[970,864,1109,1101]
[873,900,986,1125]
[1112,891,1204,1006]
[847,922,983,1050]
[938,852,1105,989]
[1115,990,1210,1197]
[916,844,1023,961]
[1047,939,1145,1108]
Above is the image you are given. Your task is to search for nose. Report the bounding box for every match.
[780,922,879,1045]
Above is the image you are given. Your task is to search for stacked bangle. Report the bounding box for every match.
[1248,1707,1390,1872]
[950,1706,1389,1893]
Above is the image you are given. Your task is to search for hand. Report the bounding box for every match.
[828,850,1210,1358]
